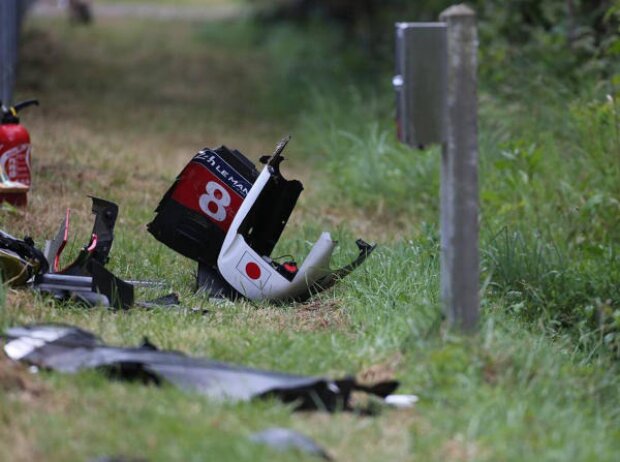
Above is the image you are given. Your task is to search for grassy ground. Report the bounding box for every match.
[0,8,619,462]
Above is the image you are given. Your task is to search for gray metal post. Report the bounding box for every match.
[439,4,479,332]
[1,0,19,105]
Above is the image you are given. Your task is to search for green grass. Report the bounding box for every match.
[2,243,619,461]
[258,20,620,344]
[0,9,619,462]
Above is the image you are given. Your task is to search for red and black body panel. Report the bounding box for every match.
[147,146,260,266]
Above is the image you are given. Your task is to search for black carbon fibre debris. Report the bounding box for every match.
[3,324,398,412]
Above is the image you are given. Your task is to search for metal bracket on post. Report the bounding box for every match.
[394,4,479,332]
[394,22,447,148]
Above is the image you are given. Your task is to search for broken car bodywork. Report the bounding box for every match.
[1,198,132,308]
[24,197,134,309]
[3,324,398,411]
[0,230,48,286]
[218,138,376,301]
[148,137,375,301]
[43,196,119,276]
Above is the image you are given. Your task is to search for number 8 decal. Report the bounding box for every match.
[199,181,231,222]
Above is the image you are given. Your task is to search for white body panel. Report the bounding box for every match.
[217,165,336,301]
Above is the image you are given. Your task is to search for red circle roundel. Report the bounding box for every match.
[245,262,261,280]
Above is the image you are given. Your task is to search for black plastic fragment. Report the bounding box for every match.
[3,324,399,411]
[196,262,239,299]
[90,260,134,309]
[32,197,135,309]
[33,271,134,310]
[89,196,119,266]
[60,197,119,276]
[293,238,377,302]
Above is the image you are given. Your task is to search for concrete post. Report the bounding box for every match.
[439,4,479,332]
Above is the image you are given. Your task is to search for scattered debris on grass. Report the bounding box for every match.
[2,324,399,412]
[149,137,375,302]
[33,196,134,308]
[1,196,134,307]
[4,140,376,309]
[1,196,187,310]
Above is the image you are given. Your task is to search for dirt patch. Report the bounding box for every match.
[0,355,55,462]
[357,353,403,384]
[295,299,350,332]
[230,299,351,334]
[0,355,46,399]
[440,435,482,462]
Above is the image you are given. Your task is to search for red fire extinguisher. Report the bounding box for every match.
[0,99,39,207]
